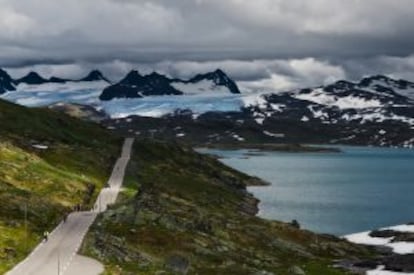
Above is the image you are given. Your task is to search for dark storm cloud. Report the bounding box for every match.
[1,0,414,90]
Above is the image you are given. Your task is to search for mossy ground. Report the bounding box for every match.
[82,140,373,274]
[0,99,121,273]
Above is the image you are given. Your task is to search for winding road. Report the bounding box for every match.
[7,138,134,275]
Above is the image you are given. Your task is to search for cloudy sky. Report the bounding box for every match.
[2,0,414,91]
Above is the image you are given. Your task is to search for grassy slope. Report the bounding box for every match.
[0,99,121,273]
[82,140,373,275]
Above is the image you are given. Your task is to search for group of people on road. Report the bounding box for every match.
[42,207,78,242]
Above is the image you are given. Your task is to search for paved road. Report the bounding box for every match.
[7,138,134,275]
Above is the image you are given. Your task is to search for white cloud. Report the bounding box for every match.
[0,4,35,38]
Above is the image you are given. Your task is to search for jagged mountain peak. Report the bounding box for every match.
[80,70,110,83]
[359,74,391,86]
[190,69,228,82]
[148,71,164,77]
[119,70,145,85]
[0,68,16,94]
[0,68,14,83]
[357,75,414,97]
[323,80,357,92]
[188,69,240,94]
[16,71,48,85]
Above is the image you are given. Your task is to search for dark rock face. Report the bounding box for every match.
[187,69,241,94]
[79,70,110,83]
[99,69,240,100]
[359,75,414,91]
[100,70,182,100]
[370,229,414,242]
[16,72,48,85]
[0,69,16,94]
[48,77,69,83]
[383,254,414,272]
[354,255,414,273]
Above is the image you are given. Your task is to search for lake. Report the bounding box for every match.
[198,146,414,236]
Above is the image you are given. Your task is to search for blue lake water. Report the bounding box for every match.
[198,146,414,236]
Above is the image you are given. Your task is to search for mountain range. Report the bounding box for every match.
[99,69,240,100]
[0,67,414,147]
[0,69,111,95]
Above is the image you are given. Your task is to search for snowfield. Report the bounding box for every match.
[1,81,107,107]
[170,79,231,95]
[345,224,414,254]
[0,81,269,118]
[294,88,384,109]
[100,93,245,118]
[345,224,414,275]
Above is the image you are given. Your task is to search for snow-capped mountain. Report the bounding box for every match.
[14,70,111,85]
[0,67,413,147]
[246,75,414,126]
[0,70,111,106]
[99,69,240,100]
[0,69,16,94]
[175,69,241,95]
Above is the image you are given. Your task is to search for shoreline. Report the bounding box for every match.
[197,143,342,153]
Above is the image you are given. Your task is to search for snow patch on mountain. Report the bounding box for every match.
[100,94,244,119]
[345,224,414,257]
[1,81,108,107]
[242,93,268,108]
[15,80,109,93]
[170,80,231,95]
[294,88,383,109]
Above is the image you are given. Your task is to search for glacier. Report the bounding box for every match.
[0,81,266,118]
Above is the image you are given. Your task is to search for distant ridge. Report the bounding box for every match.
[0,68,111,93]
[99,69,240,100]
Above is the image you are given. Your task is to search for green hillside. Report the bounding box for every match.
[0,99,374,274]
[82,140,374,275]
[0,99,121,273]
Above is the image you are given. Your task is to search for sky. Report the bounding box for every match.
[1,0,414,92]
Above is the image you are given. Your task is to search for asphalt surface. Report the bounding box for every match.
[7,138,134,275]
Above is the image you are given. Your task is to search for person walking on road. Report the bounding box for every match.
[43,231,49,242]
[63,213,68,223]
